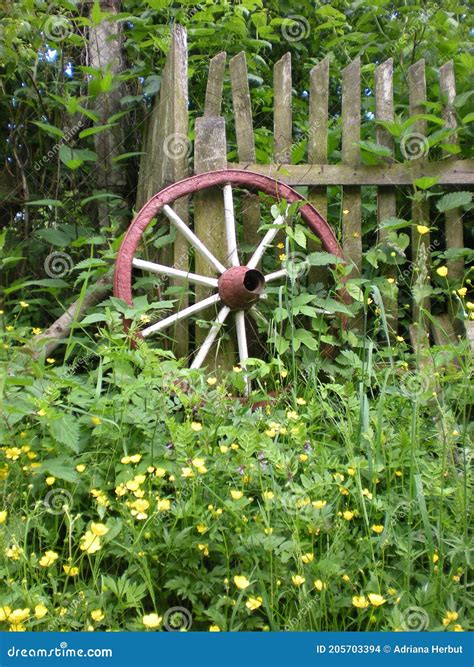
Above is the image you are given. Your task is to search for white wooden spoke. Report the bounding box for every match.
[142,293,221,338]
[223,184,240,267]
[163,204,227,275]
[132,258,219,288]
[247,213,286,269]
[264,268,288,283]
[190,306,231,369]
[235,309,251,395]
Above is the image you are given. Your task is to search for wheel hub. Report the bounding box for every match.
[218,266,265,310]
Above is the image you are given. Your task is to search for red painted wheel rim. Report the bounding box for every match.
[114,168,347,330]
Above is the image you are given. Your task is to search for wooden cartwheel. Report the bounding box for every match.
[114,169,348,393]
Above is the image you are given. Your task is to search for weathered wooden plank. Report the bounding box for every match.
[308,58,329,221]
[273,52,292,163]
[440,61,464,281]
[230,51,260,263]
[409,59,430,322]
[228,160,474,186]
[204,51,226,117]
[168,25,189,357]
[194,116,234,368]
[375,58,398,336]
[341,57,362,275]
[308,58,329,284]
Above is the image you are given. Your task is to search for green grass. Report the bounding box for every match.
[0,318,472,632]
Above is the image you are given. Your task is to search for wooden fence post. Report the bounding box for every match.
[308,58,329,285]
[230,52,260,264]
[408,59,431,351]
[341,58,362,277]
[375,58,398,337]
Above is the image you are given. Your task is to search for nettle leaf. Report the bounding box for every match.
[379,217,410,231]
[307,252,344,266]
[41,458,80,483]
[50,414,80,452]
[436,191,472,212]
[80,313,108,325]
[294,329,319,350]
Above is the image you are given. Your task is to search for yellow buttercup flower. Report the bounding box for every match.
[91,416,102,425]
[291,575,305,587]
[233,366,242,373]
[342,574,350,583]
[63,564,79,577]
[5,545,22,560]
[230,490,243,500]
[301,553,314,564]
[46,358,55,364]
[416,225,429,235]
[191,421,202,432]
[312,500,327,510]
[436,266,448,277]
[91,609,104,622]
[442,611,458,626]
[0,510,7,524]
[372,524,384,534]
[245,596,263,611]
[207,377,217,386]
[90,522,108,537]
[37,409,46,417]
[457,287,467,297]
[196,524,208,534]
[9,608,30,624]
[34,604,48,619]
[314,579,326,591]
[352,596,369,609]
[234,575,251,590]
[362,488,373,500]
[197,543,209,556]
[368,593,386,607]
[5,447,22,460]
[142,613,162,628]
[209,624,221,631]
[343,511,354,521]
[296,397,306,405]
[39,550,58,567]
[452,624,464,632]
[157,498,171,511]
[262,491,274,501]
[19,301,29,308]
[181,467,194,478]
[45,476,55,486]
[80,530,102,554]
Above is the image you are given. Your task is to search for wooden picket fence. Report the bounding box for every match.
[137,25,474,357]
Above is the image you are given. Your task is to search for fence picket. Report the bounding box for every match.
[375,58,398,336]
[408,59,431,345]
[230,52,260,264]
[341,57,362,276]
[308,58,329,284]
[273,52,292,163]
[439,61,464,281]
[204,52,226,117]
[194,116,234,368]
